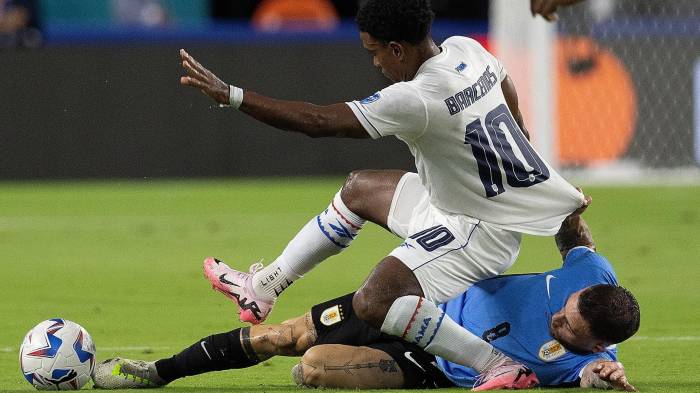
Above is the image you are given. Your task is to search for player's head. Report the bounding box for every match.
[356,0,435,82]
[550,284,640,354]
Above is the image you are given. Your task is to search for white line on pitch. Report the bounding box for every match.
[5,337,700,354]
[630,336,700,341]
[98,346,173,351]
[2,346,172,353]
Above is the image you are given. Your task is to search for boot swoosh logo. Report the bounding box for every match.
[219,274,240,287]
[546,275,556,299]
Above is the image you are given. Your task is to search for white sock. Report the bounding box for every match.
[253,191,365,301]
[381,295,508,373]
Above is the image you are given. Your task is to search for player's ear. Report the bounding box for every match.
[388,41,403,60]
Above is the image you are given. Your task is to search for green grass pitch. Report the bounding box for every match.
[1,179,698,392]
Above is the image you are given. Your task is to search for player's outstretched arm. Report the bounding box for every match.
[501,75,530,141]
[179,49,369,139]
[530,0,585,22]
[580,360,637,391]
[555,191,594,259]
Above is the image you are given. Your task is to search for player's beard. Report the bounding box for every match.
[548,326,592,355]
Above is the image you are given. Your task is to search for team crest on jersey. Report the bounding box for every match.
[360,93,381,104]
[538,339,567,362]
[320,305,344,326]
[455,62,467,73]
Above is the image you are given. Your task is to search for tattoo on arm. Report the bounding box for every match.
[323,359,398,375]
[555,215,595,260]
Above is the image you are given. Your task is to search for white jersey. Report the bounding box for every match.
[347,36,583,236]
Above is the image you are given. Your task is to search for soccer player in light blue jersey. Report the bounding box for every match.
[93,212,639,391]
[436,214,639,389]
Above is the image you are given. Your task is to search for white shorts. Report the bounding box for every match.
[387,173,522,304]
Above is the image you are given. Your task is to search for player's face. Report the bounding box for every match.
[360,32,404,82]
[549,289,606,354]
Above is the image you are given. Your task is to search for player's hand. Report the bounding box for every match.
[571,187,591,217]
[530,0,583,22]
[592,361,636,392]
[179,49,229,106]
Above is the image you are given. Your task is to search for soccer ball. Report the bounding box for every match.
[19,319,96,390]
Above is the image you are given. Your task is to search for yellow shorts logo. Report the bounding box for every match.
[320,305,343,326]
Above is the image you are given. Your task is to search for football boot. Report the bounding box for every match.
[92,358,166,389]
[203,257,274,324]
[472,359,539,391]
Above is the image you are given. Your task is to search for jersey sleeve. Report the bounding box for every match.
[563,246,596,264]
[562,247,618,285]
[346,82,429,141]
[568,349,619,385]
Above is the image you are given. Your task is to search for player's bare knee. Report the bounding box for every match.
[352,289,386,328]
[354,258,419,328]
[292,313,317,353]
[265,313,316,356]
[294,348,326,387]
[300,346,324,368]
[351,289,371,321]
[340,170,368,213]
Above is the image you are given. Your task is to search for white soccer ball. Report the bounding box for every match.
[19,319,96,390]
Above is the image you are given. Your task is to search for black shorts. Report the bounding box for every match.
[310,292,455,389]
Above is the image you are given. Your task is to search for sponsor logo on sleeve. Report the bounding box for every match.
[320,305,343,326]
[360,93,381,104]
[538,339,567,362]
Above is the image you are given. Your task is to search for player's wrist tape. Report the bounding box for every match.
[220,85,244,109]
[229,85,244,109]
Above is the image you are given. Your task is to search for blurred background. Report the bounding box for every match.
[0,0,699,182]
[1,3,699,391]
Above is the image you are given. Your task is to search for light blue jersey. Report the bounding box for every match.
[436,247,619,387]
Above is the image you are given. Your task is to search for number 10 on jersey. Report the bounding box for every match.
[464,104,550,197]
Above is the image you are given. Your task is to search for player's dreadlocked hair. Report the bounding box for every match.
[578,284,640,344]
[356,0,435,44]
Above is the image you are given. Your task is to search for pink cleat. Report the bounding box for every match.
[471,359,539,391]
[203,257,274,324]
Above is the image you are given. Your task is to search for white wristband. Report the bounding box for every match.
[228,85,244,109]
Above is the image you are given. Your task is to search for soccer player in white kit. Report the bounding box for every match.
[180,0,587,389]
